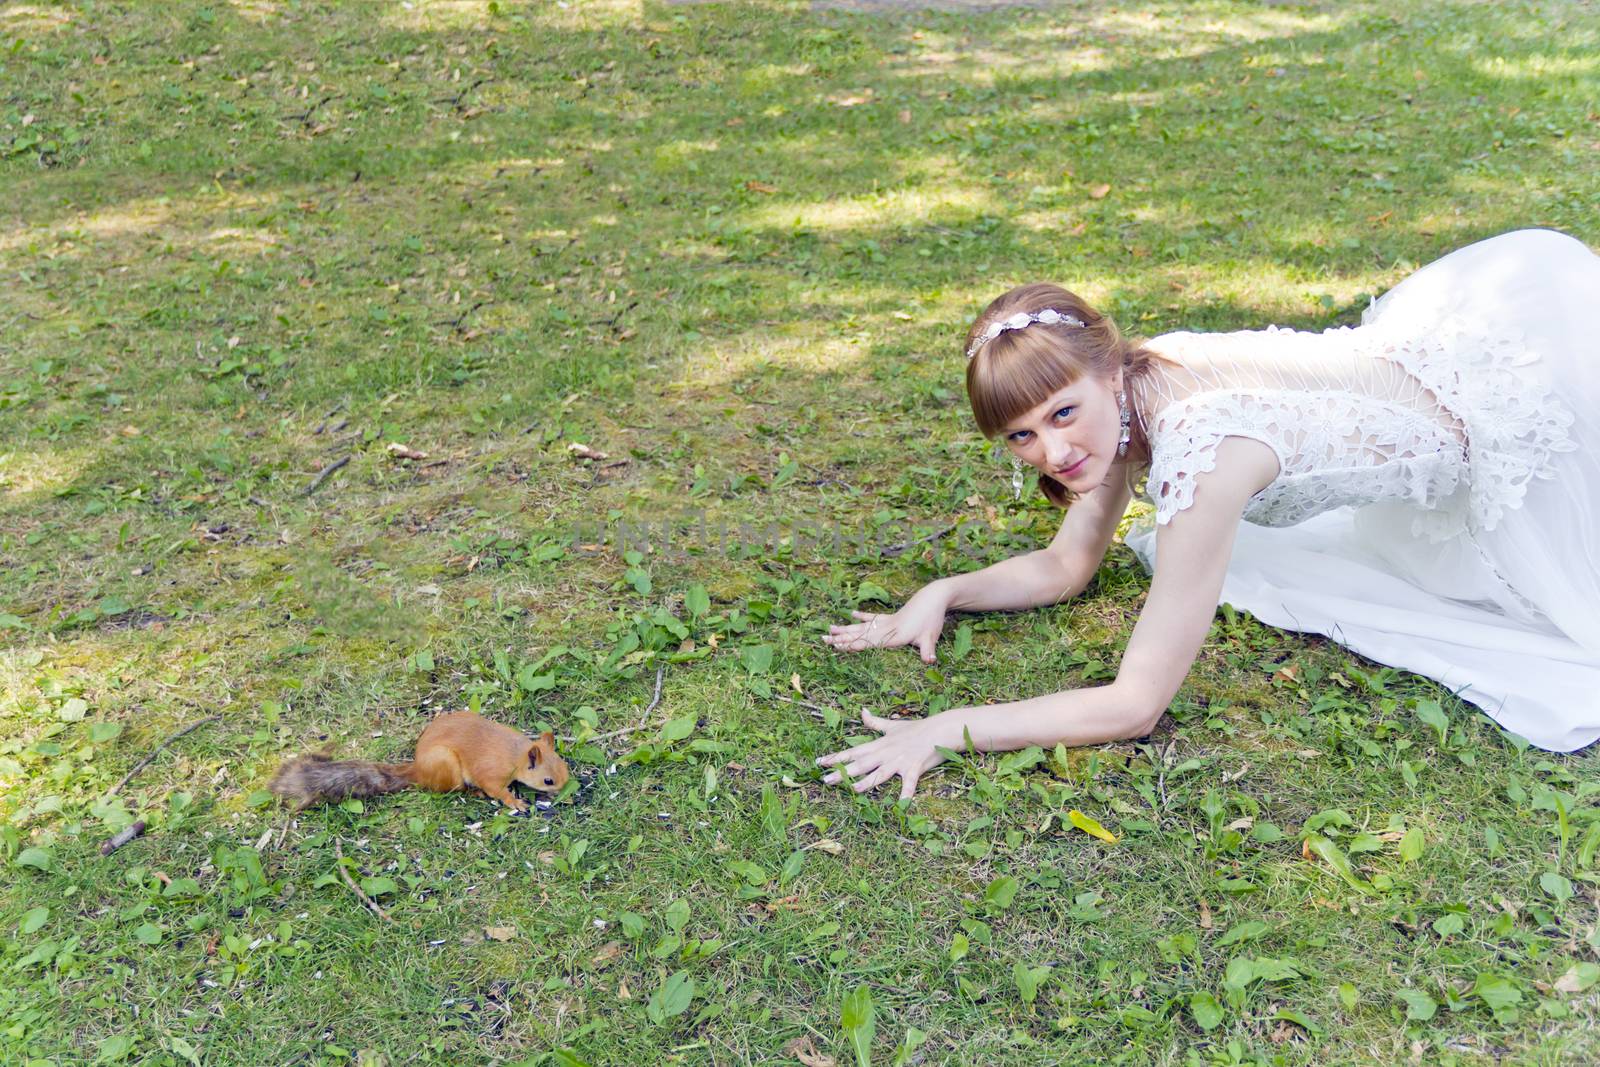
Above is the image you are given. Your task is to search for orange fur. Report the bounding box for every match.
[269,710,569,813]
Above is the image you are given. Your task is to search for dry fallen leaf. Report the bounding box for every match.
[617,980,631,1001]
[790,672,804,695]
[783,1035,837,1067]
[1067,221,1088,236]
[386,442,429,461]
[1199,900,1214,929]
[806,839,844,855]
[591,941,624,967]
[897,108,912,124]
[1272,665,1299,683]
[484,926,517,942]
[1088,183,1112,199]
[1225,817,1255,832]
[745,180,778,194]
[567,443,609,462]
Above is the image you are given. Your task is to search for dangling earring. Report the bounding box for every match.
[1117,389,1132,458]
[1010,454,1026,500]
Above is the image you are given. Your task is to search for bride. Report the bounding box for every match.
[817,228,1600,800]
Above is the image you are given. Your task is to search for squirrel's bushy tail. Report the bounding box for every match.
[269,755,416,810]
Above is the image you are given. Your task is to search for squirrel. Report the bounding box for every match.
[269,710,570,814]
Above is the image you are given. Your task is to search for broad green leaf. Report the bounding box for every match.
[15,847,52,872]
[661,715,696,743]
[1432,912,1465,937]
[685,584,711,618]
[58,697,89,722]
[1216,920,1269,947]
[854,581,893,604]
[359,876,397,897]
[96,1034,136,1063]
[891,1026,928,1067]
[664,897,691,933]
[841,984,875,1067]
[1189,991,1225,1030]
[1013,962,1051,1005]
[1398,827,1424,863]
[133,923,163,945]
[1395,988,1437,1021]
[779,850,806,886]
[645,971,695,1025]
[19,906,49,934]
[1414,699,1448,744]
[90,721,124,742]
[983,875,1020,911]
[951,623,973,660]
[1539,871,1574,903]
[740,644,773,674]
[726,860,766,885]
[949,932,969,962]
[1303,834,1372,894]
[1473,972,1522,1016]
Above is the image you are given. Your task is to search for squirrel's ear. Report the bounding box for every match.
[528,744,541,768]
[538,731,555,745]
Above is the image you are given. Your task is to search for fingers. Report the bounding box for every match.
[917,633,937,664]
[852,765,896,794]
[900,772,920,801]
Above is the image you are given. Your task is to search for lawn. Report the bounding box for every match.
[2,0,1598,1064]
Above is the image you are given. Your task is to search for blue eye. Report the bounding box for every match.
[1008,430,1031,443]
[1055,406,1075,420]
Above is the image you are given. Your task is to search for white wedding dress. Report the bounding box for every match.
[1123,228,1600,752]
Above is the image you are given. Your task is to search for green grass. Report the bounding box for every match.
[3,0,1599,1063]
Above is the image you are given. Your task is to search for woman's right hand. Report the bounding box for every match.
[821,584,950,664]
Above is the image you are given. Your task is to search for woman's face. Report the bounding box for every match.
[999,371,1124,492]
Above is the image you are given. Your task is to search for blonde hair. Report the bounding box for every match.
[963,282,1173,508]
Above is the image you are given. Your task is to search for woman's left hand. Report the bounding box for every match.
[816,708,966,800]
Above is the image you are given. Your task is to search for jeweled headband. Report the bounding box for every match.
[965,308,1087,359]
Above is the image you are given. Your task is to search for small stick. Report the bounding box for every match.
[880,523,956,558]
[582,666,668,744]
[100,820,147,856]
[767,693,833,723]
[105,715,222,798]
[301,454,350,497]
[335,838,395,924]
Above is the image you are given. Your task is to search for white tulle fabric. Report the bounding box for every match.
[1124,229,1600,752]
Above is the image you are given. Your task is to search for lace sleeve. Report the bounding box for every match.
[1143,394,1290,525]
[1147,429,1228,525]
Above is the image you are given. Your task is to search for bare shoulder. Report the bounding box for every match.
[1183,436,1279,510]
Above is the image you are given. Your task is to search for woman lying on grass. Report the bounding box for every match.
[818,229,1600,800]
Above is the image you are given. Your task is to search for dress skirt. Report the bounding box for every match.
[1125,229,1600,751]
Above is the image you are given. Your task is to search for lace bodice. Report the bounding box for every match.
[1139,311,1577,541]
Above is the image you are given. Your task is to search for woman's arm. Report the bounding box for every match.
[819,438,1275,797]
[822,475,1132,662]
[938,474,1132,612]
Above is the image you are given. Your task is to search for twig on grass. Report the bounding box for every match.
[334,838,396,924]
[766,693,833,723]
[880,523,956,558]
[104,715,222,798]
[100,820,147,857]
[301,454,351,497]
[579,666,667,745]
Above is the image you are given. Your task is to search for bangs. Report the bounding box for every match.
[965,324,1091,438]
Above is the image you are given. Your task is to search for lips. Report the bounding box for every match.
[1054,456,1088,478]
